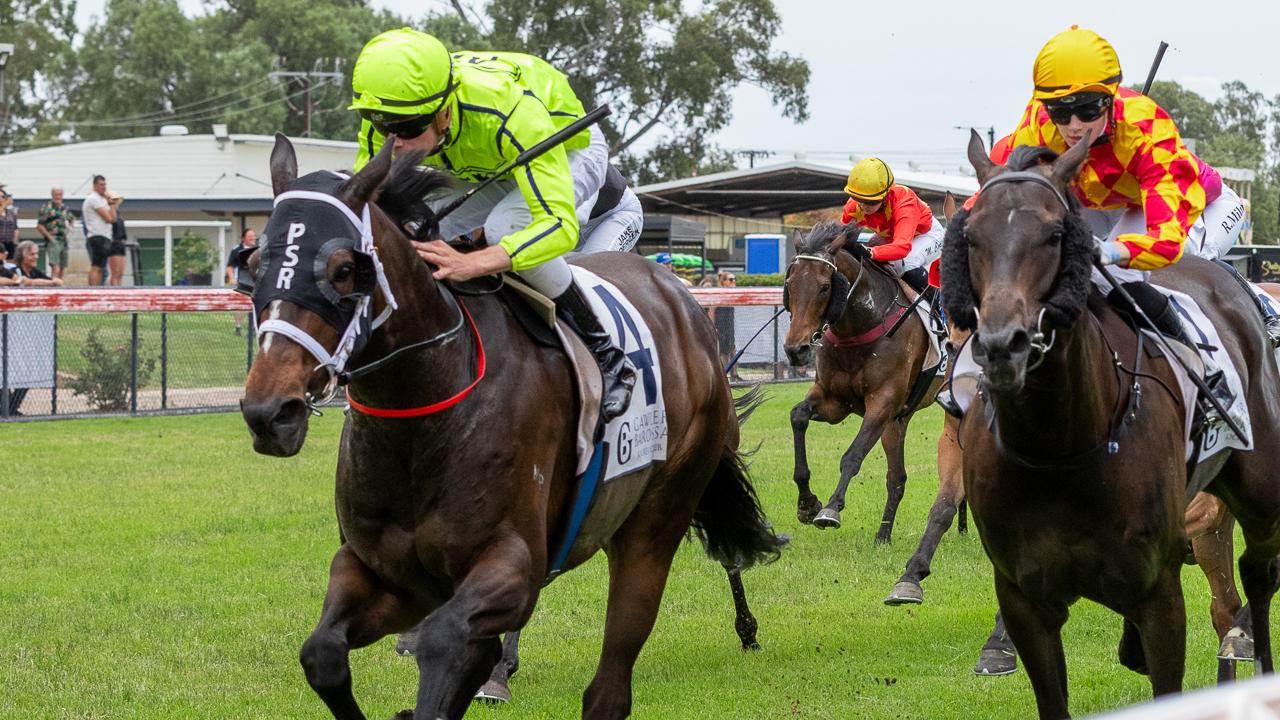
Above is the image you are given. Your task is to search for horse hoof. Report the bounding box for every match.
[973,648,1018,676]
[873,532,892,546]
[884,581,924,606]
[474,679,512,704]
[392,711,415,719]
[1218,626,1255,662]
[813,508,841,529]
[797,495,822,524]
[394,634,416,657]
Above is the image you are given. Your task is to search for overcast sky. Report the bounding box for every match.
[75,0,1280,174]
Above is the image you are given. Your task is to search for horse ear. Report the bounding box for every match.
[342,135,396,209]
[792,229,805,253]
[1051,129,1093,187]
[967,129,997,185]
[269,133,298,197]
[829,227,850,252]
[943,192,957,224]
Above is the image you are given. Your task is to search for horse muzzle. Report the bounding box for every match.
[972,324,1032,393]
[784,342,814,367]
[240,395,311,457]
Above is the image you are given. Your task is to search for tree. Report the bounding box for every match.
[475,0,809,182]
[0,0,78,151]
[1141,80,1218,143]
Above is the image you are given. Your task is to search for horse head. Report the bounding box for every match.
[941,129,1095,393]
[782,221,867,366]
[238,134,444,456]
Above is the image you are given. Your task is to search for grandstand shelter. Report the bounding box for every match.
[635,159,979,268]
[1,133,356,285]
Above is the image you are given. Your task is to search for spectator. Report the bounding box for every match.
[107,192,129,286]
[10,240,63,288]
[0,243,17,283]
[226,228,257,335]
[715,271,742,381]
[655,252,692,287]
[36,186,74,280]
[83,174,122,286]
[0,187,18,259]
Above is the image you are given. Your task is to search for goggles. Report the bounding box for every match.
[359,110,434,140]
[1045,95,1111,125]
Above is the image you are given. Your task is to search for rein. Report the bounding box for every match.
[823,305,908,347]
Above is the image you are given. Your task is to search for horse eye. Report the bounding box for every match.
[1049,230,1064,245]
[819,284,831,295]
[333,262,355,282]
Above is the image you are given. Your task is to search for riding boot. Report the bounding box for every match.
[1215,259,1280,348]
[902,268,947,340]
[1109,281,1234,424]
[554,280,637,423]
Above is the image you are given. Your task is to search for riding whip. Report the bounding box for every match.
[433,105,613,223]
[1140,41,1169,95]
[724,307,787,374]
[1092,261,1248,445]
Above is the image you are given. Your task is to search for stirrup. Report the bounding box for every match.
[936,386,963,419]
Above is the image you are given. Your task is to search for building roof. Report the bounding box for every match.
[0,133,359,213]
[634,160,978,217]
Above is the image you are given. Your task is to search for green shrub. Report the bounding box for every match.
[172,230,217,279]
[66,329,157,411]
[737,273,784,287]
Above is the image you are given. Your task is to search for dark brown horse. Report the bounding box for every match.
[782,222,942,544]
[944,130,1280,718]
[238,135,784,719]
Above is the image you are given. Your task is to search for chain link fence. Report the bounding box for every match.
[1,309,254,419]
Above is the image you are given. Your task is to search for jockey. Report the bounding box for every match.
[1004,25,1278,347]
[841,157,946,314]
[349,28,643,421]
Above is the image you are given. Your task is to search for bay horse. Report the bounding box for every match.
[782,222,945,544]
[944,130,1280,718]
[238,135,784,719]
[885,197,1255,682]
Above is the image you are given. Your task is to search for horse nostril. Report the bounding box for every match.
[1007,329,1030,355]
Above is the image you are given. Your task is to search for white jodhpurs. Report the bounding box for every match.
[883,216,945,277]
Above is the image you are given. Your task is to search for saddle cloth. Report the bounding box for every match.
[946,287,1253,463]
[912,298,945,374]
[543,266,670,481]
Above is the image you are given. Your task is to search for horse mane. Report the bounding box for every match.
[372,151,455,232]
[941,147,1094,332]
[800,220,849,255]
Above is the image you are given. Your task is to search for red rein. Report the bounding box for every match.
[345,300,486,418]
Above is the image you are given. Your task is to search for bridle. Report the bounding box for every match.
[788,252,865,346]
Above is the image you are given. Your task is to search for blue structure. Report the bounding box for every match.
[744,233,787,275]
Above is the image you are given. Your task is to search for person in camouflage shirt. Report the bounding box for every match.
[36,187,74,280]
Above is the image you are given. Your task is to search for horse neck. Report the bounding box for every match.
[347,235,475,408]
[987,313,1117,458]
[829,255,900,336]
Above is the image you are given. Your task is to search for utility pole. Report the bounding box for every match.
[270,61,344,137]
[736,149,775,168]
[953,125,997,151]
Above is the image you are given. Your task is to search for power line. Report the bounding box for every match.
[56,76,277,127]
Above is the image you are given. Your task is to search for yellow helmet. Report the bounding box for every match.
[349,28,455,117]
[1032,26,1122,101]
[844,157,894,202]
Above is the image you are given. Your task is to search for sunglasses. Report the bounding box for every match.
[360,111,434,140]
[1045,97,1111,125]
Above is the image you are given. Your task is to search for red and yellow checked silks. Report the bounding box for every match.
[1006,88,1207,270]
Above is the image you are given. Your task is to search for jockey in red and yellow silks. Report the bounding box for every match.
[840,158,944,298]
[1006,86,1220,271]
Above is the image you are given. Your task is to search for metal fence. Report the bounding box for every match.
[0,287,801,421]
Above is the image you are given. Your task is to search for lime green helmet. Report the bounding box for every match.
[350,28,455,118]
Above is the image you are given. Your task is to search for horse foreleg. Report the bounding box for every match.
[873,417,909,545]
[813,400,893,533]
[791,398,822,524]
[1239,545,1280,673]
[994,574,1070,719]
[475,631,522,703]
[412,541,536,720]
[1128,566,1187,696]
[300,544,425,720]
[724,564,761,650]
[886,418,967,605]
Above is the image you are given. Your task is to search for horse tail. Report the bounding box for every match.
[691,385,787,569]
